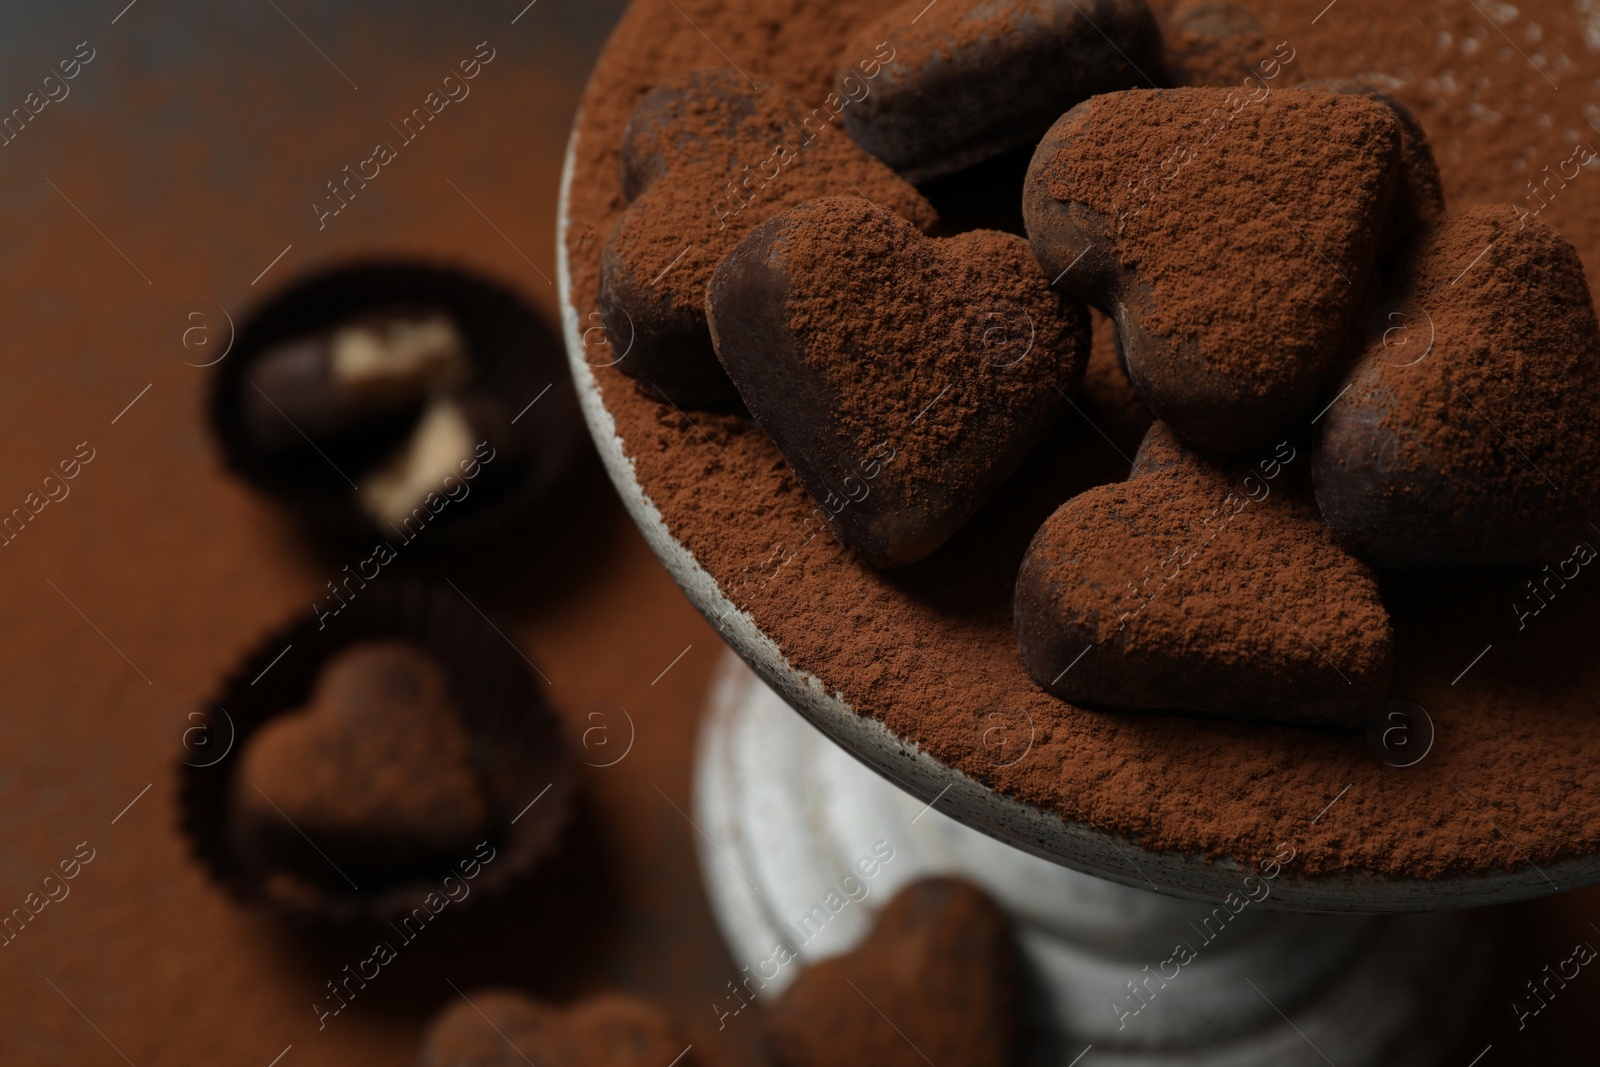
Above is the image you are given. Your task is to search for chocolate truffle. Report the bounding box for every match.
[765,878,1022,1067]
[242,308,470,455]
[1023,88,1407,453]
[1016,422,1394,726]
[355,392,520,529]
[213,262,586,550]
[230,639,492,889]
[600,69,937,409]
[1313,205,1600,566]
[418,990,691,1067]
[707,196,1090,567]
[835,0,1163,183]
[240,306,520,526]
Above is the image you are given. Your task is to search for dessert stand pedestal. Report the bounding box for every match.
[696,651,1488,1065]
[556,139,1507,1064]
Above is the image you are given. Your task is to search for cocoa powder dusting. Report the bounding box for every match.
[567,0,1600,880]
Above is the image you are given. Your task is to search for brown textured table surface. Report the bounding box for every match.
[0,3,772,1064]
[0,1,1596,1063]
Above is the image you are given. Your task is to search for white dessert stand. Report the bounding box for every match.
[696,650,1488,1065]
[555,132,1502,1063]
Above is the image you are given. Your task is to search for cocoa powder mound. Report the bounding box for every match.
[566,0,1600,880]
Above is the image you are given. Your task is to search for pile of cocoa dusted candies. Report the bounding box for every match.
[596,0,1600,728]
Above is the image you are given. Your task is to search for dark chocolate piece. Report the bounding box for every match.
[241,308,469,454]
[182,580,575,922]
[230,640,492,888]
[836,0,1163,183]
[706,196,1089,568]
[765,878,1022,1067]
[212,262,586,550]
[1313,205,1600,566]
[600,69,937,410]
[1017,422,1394,726]
[1024,88,1406,453]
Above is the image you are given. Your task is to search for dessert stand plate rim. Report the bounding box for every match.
[553,122,1600,914]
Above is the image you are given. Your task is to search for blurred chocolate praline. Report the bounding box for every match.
[209,260,586,550]
[178,580,575,923]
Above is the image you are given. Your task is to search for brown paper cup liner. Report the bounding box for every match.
[179,579,574,923]
[208,259,586,552]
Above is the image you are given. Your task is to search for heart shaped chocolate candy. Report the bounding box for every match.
[765,878,1022,1067]
[1024,88,1407,453]
[600,69,937,409]
[706,196,1090,567]
[419,990,689,1067]
[231,640,492,886]
[835,0,1163,184]
[1016,422,1394,725]
[1313,206,1600,566]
